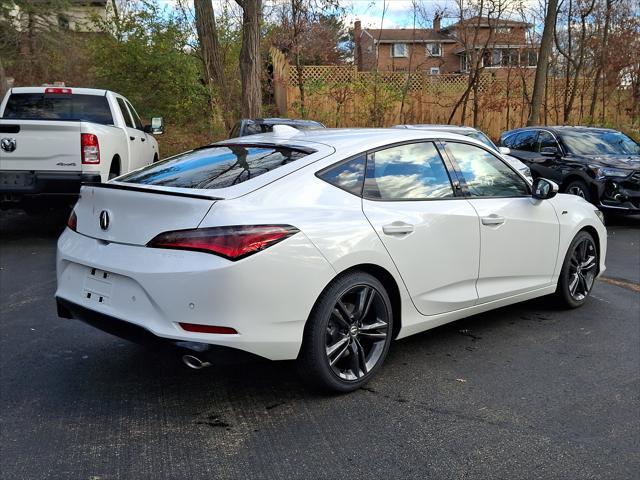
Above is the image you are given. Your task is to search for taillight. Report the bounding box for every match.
[81,133,100,164]
[45,87,72,94]
[67,210,77,231]
[147,225,299,260]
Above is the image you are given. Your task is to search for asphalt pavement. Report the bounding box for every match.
[1,208,638,480]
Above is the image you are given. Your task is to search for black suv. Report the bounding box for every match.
[500,126,640,213]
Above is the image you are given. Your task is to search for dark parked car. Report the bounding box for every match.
[229,118,325,138]
[500,126,640,213]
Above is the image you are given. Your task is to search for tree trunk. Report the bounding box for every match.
[237,0,263,118]
[0,57,8,100]
[589,0,613,121]
[528,0,559,126]
[194,0,233,129]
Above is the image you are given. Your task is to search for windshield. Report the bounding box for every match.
[560,130,640,156]
[464,131,497,149]
[2,93,113,124]
[118,145,311,189]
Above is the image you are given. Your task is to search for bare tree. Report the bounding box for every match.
[554,0,596,122]
[588,0,614,121]
[446,0,508,126]
[236,0,263,118]
[528,0,559,125]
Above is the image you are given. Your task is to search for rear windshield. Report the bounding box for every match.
[2,93,113,125]
[118,145,312,189]
[560,130,640,155]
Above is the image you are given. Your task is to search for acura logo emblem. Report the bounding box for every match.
[99,210,110,230]
[1,138,16,152]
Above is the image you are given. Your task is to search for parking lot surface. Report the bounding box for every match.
[1,209,638,479]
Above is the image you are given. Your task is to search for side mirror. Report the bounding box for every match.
[532,178,559,200]
[498,146,511,155]
[540,146,560,157]
[145,117,165,135]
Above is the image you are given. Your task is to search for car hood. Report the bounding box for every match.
[579,154,640,169]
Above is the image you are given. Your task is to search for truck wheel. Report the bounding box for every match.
[108,156,121,180]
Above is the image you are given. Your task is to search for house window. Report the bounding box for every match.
[461,54,469,72]
[430,67,440,75]
[426,43,441,57]
[392,43,408,58]
[495,27,512,34]
[526,50,538,66]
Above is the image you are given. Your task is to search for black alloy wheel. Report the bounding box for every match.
[565,179,592,203]
[299,272,393,392]
[556,231,598,308]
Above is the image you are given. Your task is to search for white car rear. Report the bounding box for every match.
[56,128,606,392]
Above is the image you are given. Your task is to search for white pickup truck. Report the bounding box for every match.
[0,86,164,206]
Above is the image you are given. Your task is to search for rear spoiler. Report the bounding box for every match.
[83,182,223,201]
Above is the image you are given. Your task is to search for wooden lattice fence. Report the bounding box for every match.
[270,48,636,140]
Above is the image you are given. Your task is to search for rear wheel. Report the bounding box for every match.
[556,231,598,308]
[298,271,393,392]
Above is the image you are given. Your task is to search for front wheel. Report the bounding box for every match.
[298,272,393,393]
[556,231,598,308]
[564,179,592,203]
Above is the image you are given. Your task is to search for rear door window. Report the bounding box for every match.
[125,100,144,130]
[3,93,113,124]
[363,142,455,200]
[511,131,538,151]
[116,98,134,128]
[118,145,311,189]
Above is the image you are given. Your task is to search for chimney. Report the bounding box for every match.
[433,13,442,32]
[354,19,362,70]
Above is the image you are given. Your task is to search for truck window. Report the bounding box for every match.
[2,93,113,125]
[116,98,134,128]
[125,100,144,130]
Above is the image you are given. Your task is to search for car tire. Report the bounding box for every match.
[555,231,598,309]
[564,179,592,203]
[298,271,394,393]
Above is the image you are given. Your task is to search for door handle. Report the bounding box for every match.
[481,215,505,226]
[382,221,414,235]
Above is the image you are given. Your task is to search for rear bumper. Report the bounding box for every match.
[0,170,101,196]
[56,297,260,361]
[55,228,336,360]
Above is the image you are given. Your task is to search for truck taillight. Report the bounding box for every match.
[81,133,100,164]
[45,87,72,94]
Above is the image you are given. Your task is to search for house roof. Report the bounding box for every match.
[362,28,456,43]
[447,16,532,29]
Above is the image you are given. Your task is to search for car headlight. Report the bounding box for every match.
[590,165,632,179]
[594,209,605,225]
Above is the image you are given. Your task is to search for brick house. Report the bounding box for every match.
[354,16,537,74]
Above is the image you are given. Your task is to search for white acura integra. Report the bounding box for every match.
[56,128,606,392]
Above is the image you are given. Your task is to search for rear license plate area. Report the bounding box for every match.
[82,267,113,306]
[0,172,35,188]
